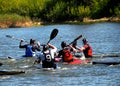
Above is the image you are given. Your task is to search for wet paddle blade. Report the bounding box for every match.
[47,29,58,44]
[6,35,14,38]
[6,35,28,43]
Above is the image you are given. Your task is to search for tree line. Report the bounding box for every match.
[0,0,120,22]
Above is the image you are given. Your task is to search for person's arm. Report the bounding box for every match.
[48,43,57,59]
[48,43,57,51]
[33,57,41,64]
[19,39,26,48]
[69,45,77,53]
[78,45,88,51]
[57,50,62,57]
[35,41,41,51]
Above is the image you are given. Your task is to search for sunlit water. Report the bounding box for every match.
[0,22,120,86]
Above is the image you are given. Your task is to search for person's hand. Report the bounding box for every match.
[20,39,25,42]
[37,41,40,47]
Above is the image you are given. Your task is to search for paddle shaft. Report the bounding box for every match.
[69,34,82,45]
[6,35,29,43]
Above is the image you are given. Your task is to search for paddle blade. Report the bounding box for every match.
[6,35,14,38]
[47,29,58,44]
[50,29,58,40]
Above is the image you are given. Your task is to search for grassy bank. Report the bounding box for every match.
[0,14,120,28]
[0,14,32,28]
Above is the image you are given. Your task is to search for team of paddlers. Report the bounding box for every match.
[4,29,92,69]
[19,37,92,69]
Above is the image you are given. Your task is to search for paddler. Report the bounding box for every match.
[34,43,58,69]
[71,41,86,60]
[19,39,40,57]
[57,41,78,63]
[78,38,92,59]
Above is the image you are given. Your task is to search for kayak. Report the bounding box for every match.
[68,58,87,64]
[92,60,120,65]
[92,58,120,65]
[7,56,33,59]
[68,58,90,65]
[55,57,90,65]
[34,64,61,71]
[7,56,26,59]
[0,71,25,75]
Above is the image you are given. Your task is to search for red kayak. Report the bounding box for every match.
[68,58,88,65]
[55,57,90,65]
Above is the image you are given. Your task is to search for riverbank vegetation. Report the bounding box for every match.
[0,0,120,28]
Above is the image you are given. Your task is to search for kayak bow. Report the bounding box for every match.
[0,71,25,75]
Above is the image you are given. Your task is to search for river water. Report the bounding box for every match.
[0,22,120,86]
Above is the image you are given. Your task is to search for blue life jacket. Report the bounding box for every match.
[25,45,35,57]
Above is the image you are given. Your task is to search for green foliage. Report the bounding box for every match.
[0,0,119,22]
[0,14,30,23]
[46,1,67,22]
[90,0,109,18]
[77,6,91,21]
[114,6,120,17]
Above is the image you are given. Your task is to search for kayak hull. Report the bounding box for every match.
[68,58,90,65]
[55,57,90,65]
[0,71,25,75]
[92,61,120,65]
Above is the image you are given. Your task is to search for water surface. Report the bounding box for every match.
[0,22,120,86]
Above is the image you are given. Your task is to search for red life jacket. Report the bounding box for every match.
[83,44,92,57]
[62,48,73,62]
[88,46,92,57]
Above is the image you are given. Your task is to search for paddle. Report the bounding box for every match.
[6,35,28,43]
[47,28,59,44]
[69,34,83,45]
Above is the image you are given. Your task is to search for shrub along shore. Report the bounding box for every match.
[0,14,119,28]
[0,0,120,28]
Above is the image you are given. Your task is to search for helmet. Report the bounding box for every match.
[30,39,35,44]
[61,41,67,48]
[43,45,49,51]
[82,38,88,43]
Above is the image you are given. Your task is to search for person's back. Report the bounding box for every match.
[62,47,73,62]
[19,39,40,57]
[83,44,92,58]
[36,43,57,69]
[58,41,75,62]
[25,45,34,57]
[78,38,92,58]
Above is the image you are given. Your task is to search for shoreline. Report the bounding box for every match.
[0,17,120,28]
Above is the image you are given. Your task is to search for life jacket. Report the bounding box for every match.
[43,50,53,62]
[42,50,55,68]
[83,44,92,58]
[62,48,73,62]
[25,45,35,57]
